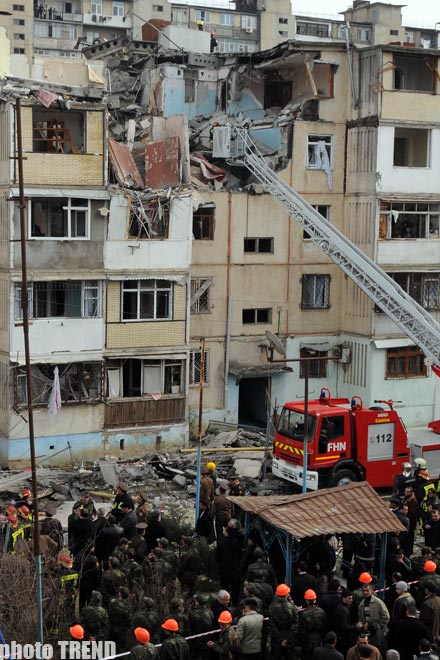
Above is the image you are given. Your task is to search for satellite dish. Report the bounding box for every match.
[265,330,286,357]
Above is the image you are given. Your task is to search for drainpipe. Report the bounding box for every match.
[344,22,359,108]
[223,192,232,411]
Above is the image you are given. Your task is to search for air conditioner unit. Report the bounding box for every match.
[245,27,253,33]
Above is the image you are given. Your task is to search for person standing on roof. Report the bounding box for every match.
[210,31,218,52]
[196,20,204,31]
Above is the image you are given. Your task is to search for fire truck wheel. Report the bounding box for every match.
[330,469,358,488]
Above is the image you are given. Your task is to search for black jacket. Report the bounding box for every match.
[313,644,344,660]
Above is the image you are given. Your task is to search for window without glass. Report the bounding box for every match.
[190,278,212,314]
[307,135,332,167]
[189,349,210,385]
[393,128,430,167]
[394,54,436,92]
[304,205,330,240]
[379,201,440,239]
[122,280,172,321]
[301,274,331,309]
[389,272,440,310]
[386,346,427,379]
[128,196,170,239]
[15,362,103,406]
[299,348,328,378]
[242,308,272,324]
[15,281,101,319]
[106,358,183,397]
[33,109,85,154]
[244,237,274,253]
[193,205,215,240]
[29,198,90,239]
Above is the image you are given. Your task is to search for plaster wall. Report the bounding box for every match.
[162,66,217,118]
[377,240,440,267]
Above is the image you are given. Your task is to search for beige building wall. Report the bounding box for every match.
[259,0,294,51]
[344,3,405,45]
[0,1,33,62]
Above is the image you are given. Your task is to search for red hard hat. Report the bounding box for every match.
[20,488,32,497]
[424,560,437,573]
[359,572,373,584]
[19,505,30,515]
[134,627,150,643]
[304,589,317,600]
[161,619,179,632]
[70,625,84,640]
[276,583,290,597]
[218,611,232,624]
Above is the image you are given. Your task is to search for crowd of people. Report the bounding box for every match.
[3,458,440,660]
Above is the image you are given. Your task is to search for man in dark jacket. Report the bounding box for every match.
[195,500,215,543]
[70,508,94,558]
[216,525,242,605]
[120,504,138,541]
[334,589,362,657]
[319,579,342,632]
[292,562,318,609]
[395,605,431,660]
[313,631,344,660]
[111,482,134,522]
[96,515,122,566]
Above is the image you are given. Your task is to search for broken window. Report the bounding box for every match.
[29,198,89,239]
[297,21,329,37]
[242,308,272,324]
[393,128,430,167]
[189,349,210,385]
[386,346,427,379]
[299,348,328,378]
[264,80,293,109]
[304,206,330,240]
[121,280,172,321]
[394,54,437,92]
[128,196,170,239]
[301,274,331,309]
[106,358,184,398]
[15,362,103,407]
[185,77,195,103]
[244,237,274,253]
[307,135,332,168]
[190,278,212,314]
[193,205,215,240]
[389,272,440,310]
[379,201,440,239]
[15,281,101,320]
[33,109,85,154]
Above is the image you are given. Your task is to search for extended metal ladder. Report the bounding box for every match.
[232,128,440,368]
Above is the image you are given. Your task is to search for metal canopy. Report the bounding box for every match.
[229,364,292,383]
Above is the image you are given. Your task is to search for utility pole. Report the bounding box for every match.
[15,97,44,644]
[195,338,205,524]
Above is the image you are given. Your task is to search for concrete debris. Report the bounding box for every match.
[233,457,263,480]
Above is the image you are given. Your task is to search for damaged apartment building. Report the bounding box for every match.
[0,1,439,465]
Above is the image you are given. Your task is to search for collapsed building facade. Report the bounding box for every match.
[0,2,439,465]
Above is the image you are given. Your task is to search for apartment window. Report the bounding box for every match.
[405,31,414,43]
[386,346,427,379]
[112,1,124,17]
[307,135,332,168]
[189,349,210,385]
[122,280,172,321]
[107,358,183,397]
[128,196,170,239]
[13,19,25,25]
[33,108,85,154]
[244,237,274,253]
[65,3,73,13]
[153,4,164,11]
[14,48,25,54]
[279,17,288,24]
[15,281,101,320]
[393,128,430,167]
[13,4,25,10]
[357,28,370,41]
[394,54,436,92]
[301,274,331,309]
[221,13,235,26]
[379,201,440,239]
[390,29,399,35]
[14,33,25,40]
[91,2,102,15]
[389,272,440,310]
[193,205,215,240]
[279,31,288,37]
[29,198,90,239]
[297,21,329,37]
[242,15,256,30]
[299,348,328,378]
[242,308,272,324]
[15,362,103,407]
[304,206,330,240]
[190,278,212,314]
[172,8,188,24]
[195,10,210,22]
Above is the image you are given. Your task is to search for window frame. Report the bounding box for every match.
[112,1,124,17]
[386,346,427,379]
[121,279,173,322]
[189,349,210,385]
[190,277,212,314]
[106,357,184,398]
[299,348,328,378]
[301,274,331,310]
[195,9,210,22]
[28,198,91,240]
[379,201,440,240]
[15,280,102,320]
[393,127,430,168]
[304,205,330,240]
[307,134,333,169]
[243,237,274,253]
[388,271,440,310]
[91,2,103,15]
[242,308,272,324]
[193,205,215,240]
[220,13,235,26]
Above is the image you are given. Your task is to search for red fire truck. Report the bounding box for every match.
[272,389,412,490]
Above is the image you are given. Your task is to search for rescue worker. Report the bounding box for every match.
[17,505,32,541]
[74,492,96,517]
[416,469,436,507]
[418,560,440,603]
[207,610,238,657]
[299,589,327,660]
[210,30,218,53]
[16,487,33,513]
[70,624,85,640]
[196,20,204,31]
[207,460,217,490]
[411,547,434,580]
[5,505,24,551]
[200,467,214,506]
[111,482,134,522]
[394,463,414,496]
[41,502,64,552]
[414,458,428,490]
[269,583,299,660]
[136,492,149,524]
[56,552,79,623]
[160,618,190,660]
[80,590,109,641]
[130,627,159,660]
[188,593,214,659]
[212,483,233,540]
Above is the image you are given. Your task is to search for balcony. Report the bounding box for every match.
[83,13,131,29]
[104,396,186,428]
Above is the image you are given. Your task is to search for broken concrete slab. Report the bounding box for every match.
[233,458,263,480]
[99,460,120,487]
[172,474,187,489]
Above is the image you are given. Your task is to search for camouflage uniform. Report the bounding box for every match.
[40,516,64,552]
[160,634,191,660]
[100,566,128,607]
[188,596,214,659]
[122,558,144,595]
[108,596,133,652]
[246,558,277,590]
[80,591,109,641]
[299,604,326,660]
[269,595,299,660]
[209,626,238,658]
[133,599,161,644]
[130,643,159,660]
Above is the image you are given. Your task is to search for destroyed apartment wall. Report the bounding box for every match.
[31,59,106,89]
[158,25,211,53]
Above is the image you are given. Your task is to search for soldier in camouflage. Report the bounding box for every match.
[108,586,133,652]
[160,618,190,660]
[207,610,238,658]
[80,590,109,641]
[269,584,299,660]
[188,593,214,660]
[130,627,159,660]
[299,589,326,660]
[100,556,128,607]
[133,597,161,644]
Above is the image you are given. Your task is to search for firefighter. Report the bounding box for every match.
[41,502,64,552]
[130,628,159,660]
[416,469,437,508]
[111,482,134,522]
[207,461,218,491]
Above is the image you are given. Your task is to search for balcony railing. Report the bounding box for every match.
[104,396,186,428]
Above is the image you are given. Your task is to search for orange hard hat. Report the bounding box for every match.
[70,625,84,640]
[359,572,373,584]
[304,589,317,600]
[134,627,150,643]
[218,611,232,624]
[276,583,290,597]
[161,618,179,632]
[424,560,437,573]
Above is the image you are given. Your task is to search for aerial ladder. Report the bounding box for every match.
[213,127,440,369]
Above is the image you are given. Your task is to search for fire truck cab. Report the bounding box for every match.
[272,389,410,490]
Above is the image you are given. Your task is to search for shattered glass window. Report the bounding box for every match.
[128,196,170,239]
[15,281,101,319]
[15,362,103,406]
[193,206,215,240]
[307,135,332,168]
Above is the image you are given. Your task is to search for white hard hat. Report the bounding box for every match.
[403,462,411,469]
[415,458,427,468]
